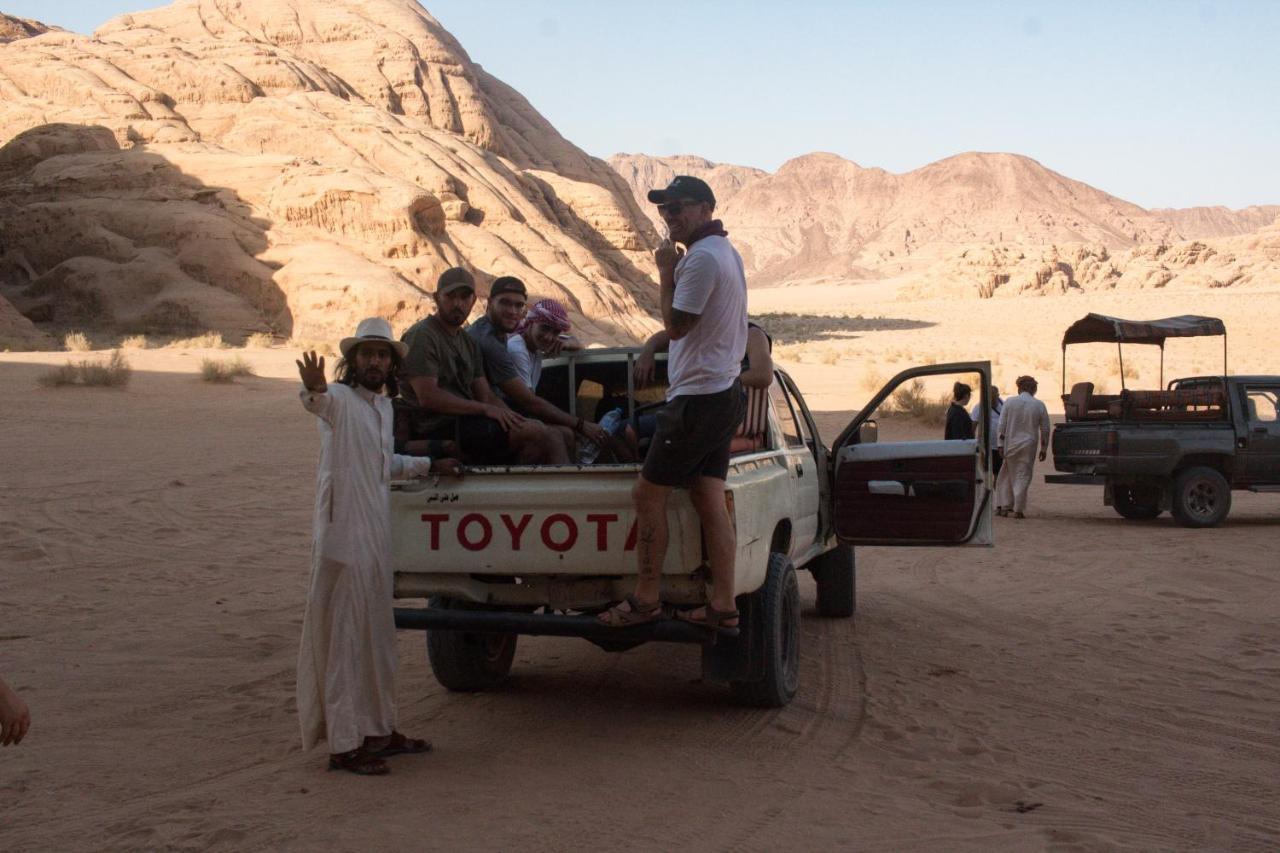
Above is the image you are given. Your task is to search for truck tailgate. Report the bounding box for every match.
[389,466,703,577]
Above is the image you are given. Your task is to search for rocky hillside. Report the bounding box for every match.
[610,152,1280,295]
[0,0,661,349]
[608,153,766,235]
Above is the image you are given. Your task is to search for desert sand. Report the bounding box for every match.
[2,279,1278,851]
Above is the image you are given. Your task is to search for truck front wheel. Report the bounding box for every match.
[425,598,517,691]
[810,545,856,618]
[1171,466,1231,528]
[1113,484,1163,520]
[730,552,801,708]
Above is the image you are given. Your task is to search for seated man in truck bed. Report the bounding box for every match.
[398,267,568,465]
[467,282,610,459]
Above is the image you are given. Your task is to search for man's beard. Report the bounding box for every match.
[356,368,387,392]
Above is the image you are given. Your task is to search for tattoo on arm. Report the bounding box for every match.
[668,308,700,339]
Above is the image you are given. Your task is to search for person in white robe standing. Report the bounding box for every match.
[995,375,1051,519]
[296,318,461,776]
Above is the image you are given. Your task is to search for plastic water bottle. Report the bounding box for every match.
[577,408,624,464]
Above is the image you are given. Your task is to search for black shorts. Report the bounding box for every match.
[642,380,746,487]
[457,415,514,464]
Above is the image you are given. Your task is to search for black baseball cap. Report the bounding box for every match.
[489,276,527,299]
[647,175,715,208]
[437,266,475,295]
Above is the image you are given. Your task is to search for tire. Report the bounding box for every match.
[425,598,517,692]
[1170,466,1232,528]
[730,552,801,708]
[810,545,856,618]
[1113,484,1163,520]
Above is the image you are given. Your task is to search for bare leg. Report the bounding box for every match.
[689,475,736,612]
[631,475,671,604]
[510,421,569,464]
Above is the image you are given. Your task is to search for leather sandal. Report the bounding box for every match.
[365,731,432,758]
[676,604,741,636]
[597,593,665,627]
[328,748,389,776]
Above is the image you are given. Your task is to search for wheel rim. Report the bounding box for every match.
[1185,479,1220,519]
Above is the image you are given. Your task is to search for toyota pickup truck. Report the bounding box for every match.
[389,349,994,707]
[1045,313,1280,527]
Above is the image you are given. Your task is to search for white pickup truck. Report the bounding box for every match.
[390,349,994,707]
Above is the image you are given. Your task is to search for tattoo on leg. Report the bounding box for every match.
[638,524,659,580]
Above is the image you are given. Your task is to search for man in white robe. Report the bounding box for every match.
[296,318,461,775]
[995,375,1051,519]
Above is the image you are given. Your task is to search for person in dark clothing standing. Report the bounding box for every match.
[945,381,974,440]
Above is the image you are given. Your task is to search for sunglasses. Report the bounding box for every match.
[657,198,704,216]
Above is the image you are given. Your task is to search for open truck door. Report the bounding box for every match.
[828,362,994,546]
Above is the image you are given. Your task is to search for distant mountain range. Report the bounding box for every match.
[609,152,1280,295]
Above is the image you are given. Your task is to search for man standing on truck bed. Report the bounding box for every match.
[296,319,461,776]
[598,176,747,630]
[400,268,568,465]
[995,374,1051,519]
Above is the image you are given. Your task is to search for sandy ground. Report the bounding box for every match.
[1,312,1278,851]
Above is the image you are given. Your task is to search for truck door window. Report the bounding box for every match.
[781,382,815,452]
[769,382,805,448]
[1245,388,1279,426]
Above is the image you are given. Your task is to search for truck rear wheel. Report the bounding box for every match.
[1171,466,1231,528]
[425,598,517,692]
[730,552,801,708]
[810,545,856,618]
[1113,484,1163,520]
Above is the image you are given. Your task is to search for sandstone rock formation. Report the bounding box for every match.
[0,0,661,348]
[610,152,1279,297]
[0,13,58,43]
[608,153,767,234]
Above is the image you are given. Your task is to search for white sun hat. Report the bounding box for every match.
[339,317,408,360]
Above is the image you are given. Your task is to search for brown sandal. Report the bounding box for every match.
[328,748,389,776]
[597,594,665,627]
[676,604,741,634]
[365,731,432,758]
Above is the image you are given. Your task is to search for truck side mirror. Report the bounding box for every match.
[858,419,878,445]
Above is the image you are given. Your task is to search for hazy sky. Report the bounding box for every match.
[11,0,1279,209]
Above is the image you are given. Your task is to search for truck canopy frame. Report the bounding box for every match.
[1060,313,1227,392]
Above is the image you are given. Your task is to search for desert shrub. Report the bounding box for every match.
[120,335,148,350]
[244,332,276,349]
[884,379,949,426]
[859,369,885,393]
[289,339,338,357]
[39,350,131,388]
[200,357,255,383]
[169,332,227,350]
[63,331,92,352]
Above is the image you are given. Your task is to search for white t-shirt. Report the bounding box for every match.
[506,333,540,391]
[971,399,1002,448]
[667,235,748,398]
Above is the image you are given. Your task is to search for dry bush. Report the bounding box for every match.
[859,369,885,393]
[290,339,338,357]
[244,332,276,349]
[39,351,131,388]
[200,357,255,383]
[120,335,148,350]
[168,332,227,350]
[63,332,92,352]
[884,379,950,426]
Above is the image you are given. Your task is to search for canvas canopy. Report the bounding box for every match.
[1061,314,1226,348]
